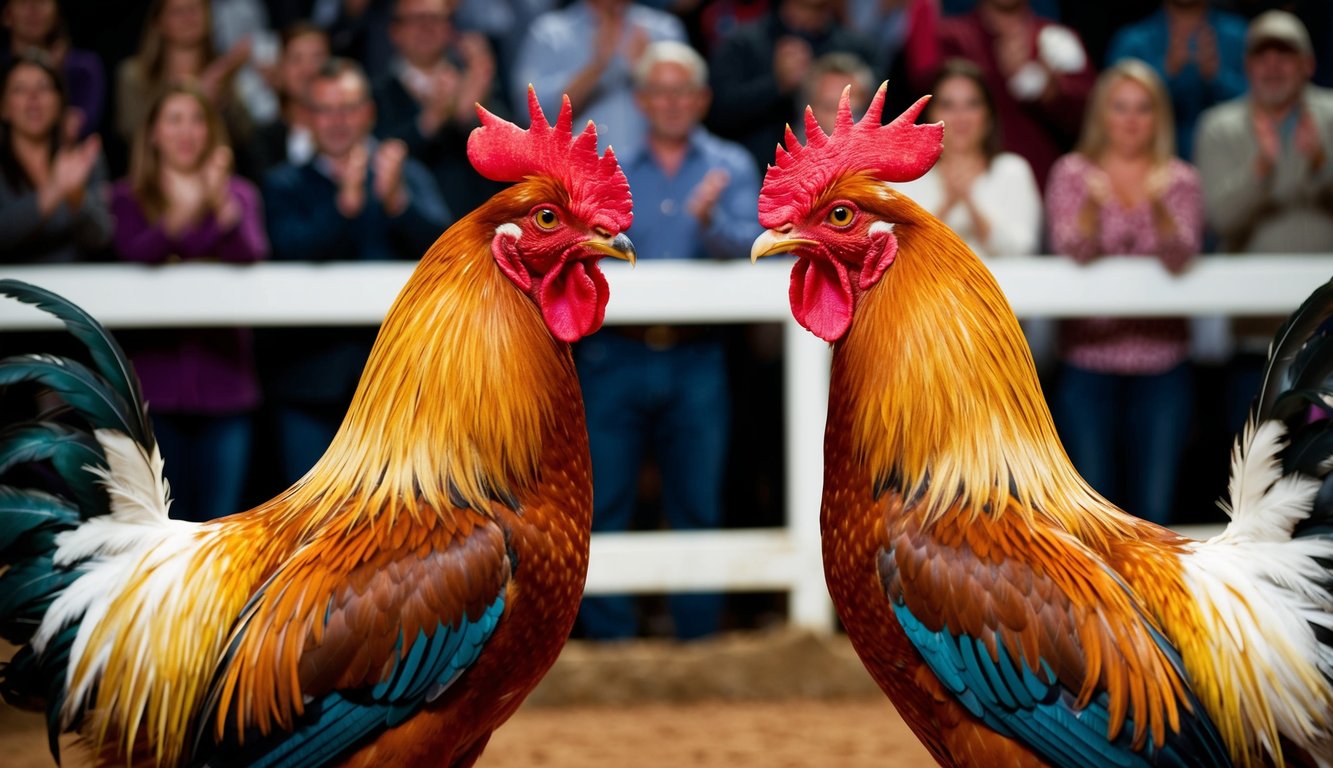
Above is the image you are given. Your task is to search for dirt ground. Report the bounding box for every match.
[2,630,933,767]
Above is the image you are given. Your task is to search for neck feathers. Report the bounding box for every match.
[284,215,572,526]
[837,214,1113,530]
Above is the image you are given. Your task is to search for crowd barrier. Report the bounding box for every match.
[3,255,1331,632]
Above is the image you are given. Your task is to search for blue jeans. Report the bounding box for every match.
[574,332,730,640]
[1052,363,1192,526]
[152,412,253,522]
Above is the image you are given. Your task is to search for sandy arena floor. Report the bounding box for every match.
[2,631,933,767]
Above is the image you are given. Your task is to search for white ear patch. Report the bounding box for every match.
[869,221,896,237]
[495,222,522,240]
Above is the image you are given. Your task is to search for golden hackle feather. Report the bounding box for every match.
[280,180,571,535]
[839,187,1122,539]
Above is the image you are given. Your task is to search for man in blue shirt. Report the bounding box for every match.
[260,58,451,487]
[575,40,762,641]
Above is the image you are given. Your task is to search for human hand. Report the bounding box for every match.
[1295,106,1327,172]
[61,107,86,145]
[1252,110,1280,177]
[685,169,730,229]
[1164,17,1193,77]
[41,134,100,214]
[201,146,234,204]
[1145,163,1172,202]
[773,37,813,94]
[1194,25,1219,81]
[335,142,369,216]
[418,64,461,133]
[201,37,252,100]
[454,33,496,118]
[591,5,624,68]
[993,20,1032,79]
[372,139,409,215]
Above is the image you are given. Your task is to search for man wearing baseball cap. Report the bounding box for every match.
[1195,9,1333,429]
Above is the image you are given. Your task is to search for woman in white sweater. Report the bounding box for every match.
[892,58,1042,259]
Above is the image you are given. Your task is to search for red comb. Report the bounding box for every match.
[468,87,633,233]
[758,84,943,228]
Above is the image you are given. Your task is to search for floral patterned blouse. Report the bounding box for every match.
[1045,153,1203,375]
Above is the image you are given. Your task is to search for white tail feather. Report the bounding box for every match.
[1217,419,1319,542]
[86,429,171,523]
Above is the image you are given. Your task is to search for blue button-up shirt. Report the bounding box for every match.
[620,127,762,261]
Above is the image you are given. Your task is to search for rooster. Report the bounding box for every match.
[0,88,635,768]
[751,85,1333,767]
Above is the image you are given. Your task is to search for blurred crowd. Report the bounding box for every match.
[2,0,1332,637]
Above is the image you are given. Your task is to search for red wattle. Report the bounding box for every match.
[790,257,853,342]
[538,260,608,342]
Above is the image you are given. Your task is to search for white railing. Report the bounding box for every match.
[3,256,1331,632]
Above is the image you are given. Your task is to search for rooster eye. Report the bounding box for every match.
[534,208,560,230]
[827,206,854,227]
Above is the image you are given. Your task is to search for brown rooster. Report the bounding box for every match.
[751,85,1333,766]
[0,88,635,768]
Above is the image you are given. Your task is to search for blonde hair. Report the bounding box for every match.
[1076,58,1175,164]
[128,82,230,221]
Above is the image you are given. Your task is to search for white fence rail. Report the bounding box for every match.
[3,256,1332,633]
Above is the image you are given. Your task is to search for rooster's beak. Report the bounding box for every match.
[750,230,818,263]
[585,233,637,265]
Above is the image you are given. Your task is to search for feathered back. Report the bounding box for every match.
[468,87,632,235]
[759,84,943,228]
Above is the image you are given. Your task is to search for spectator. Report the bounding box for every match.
[252,21,330,172]
[374,0,504,215]
[935,0,1097,189]
[115,0,258,178]
[259,58,450,485]
[1,0,105,140]
[511,0,685,161]
[1045,59,1203,526]
[1106,0,1248,160]
[575,41,761,641]
[890,58,1041,259]
[707,0,874,173]
[1195,10,1333,428]
[209,0,282,126]
[0,50,110,263]
[800,51,874,141]
[108,82,269,522]
[889,58,1049,372]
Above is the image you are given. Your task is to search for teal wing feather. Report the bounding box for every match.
[191,514,513,768]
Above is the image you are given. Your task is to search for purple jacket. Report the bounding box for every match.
[109,177,269,413]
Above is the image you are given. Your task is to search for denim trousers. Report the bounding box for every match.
[573,332,730,640]
[153,411,253,522]
[1052,362,1193,526]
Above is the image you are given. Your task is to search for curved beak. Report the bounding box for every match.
[585,232,637,265]
[750,230,818,263]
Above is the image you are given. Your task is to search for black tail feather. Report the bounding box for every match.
[1254,279,1333,425]
[0,280,149,442]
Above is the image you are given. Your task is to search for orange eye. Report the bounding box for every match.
[534,208,560,230]
[827,205,854,227]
